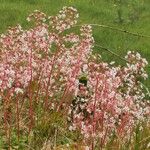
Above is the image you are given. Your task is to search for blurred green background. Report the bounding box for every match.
[0,0,150,87]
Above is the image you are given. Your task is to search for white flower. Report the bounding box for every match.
[84,146,90,150]
[83,64,88,72]
[0,80,2,86]
[26,17,30,22]
[69,126,75,131]
[15,88,24,94]
[127,51,131,55]
[147,142,150,148]
[110,61,115,65]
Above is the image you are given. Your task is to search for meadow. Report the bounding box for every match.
[0,0,150,85]
[0,0,150,149]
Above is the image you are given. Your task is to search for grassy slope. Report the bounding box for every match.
[0,0,150,86]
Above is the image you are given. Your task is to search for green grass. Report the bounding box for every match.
[0,0,150,87]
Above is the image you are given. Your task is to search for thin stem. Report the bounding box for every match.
[95,44,128,62]
[74,24,150,38]
[44,56,56,110]
[91,76,99,150]
[29,48,33,133]
[16,96,20,141]
[139,81,150,98]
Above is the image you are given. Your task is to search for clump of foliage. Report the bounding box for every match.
[0,7,150,150]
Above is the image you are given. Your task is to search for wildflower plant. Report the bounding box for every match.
[0,6,150,149]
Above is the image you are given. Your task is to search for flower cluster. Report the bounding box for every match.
[49,6,79,33]
[0,7,93,131]
[68,53,150,147]
[0,7,149,149]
